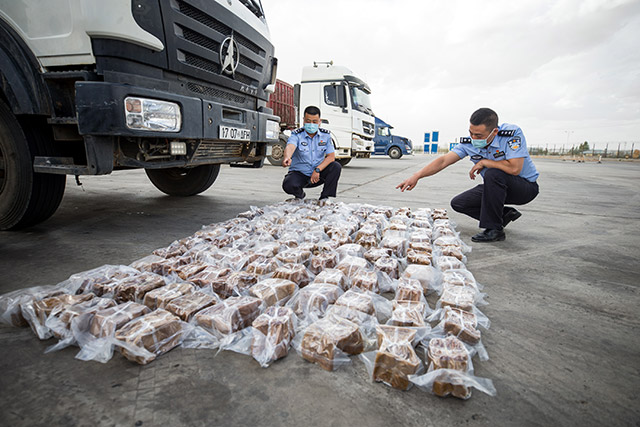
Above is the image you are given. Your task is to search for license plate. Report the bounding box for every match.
[219,125,251,141]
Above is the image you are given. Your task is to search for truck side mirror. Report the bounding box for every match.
[337,85,347,110]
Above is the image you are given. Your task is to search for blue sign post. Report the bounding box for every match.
[423,131,439,153]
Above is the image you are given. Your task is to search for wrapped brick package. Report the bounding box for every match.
[195,296,263,335]
[165,291,218,321]
[114,309,186,365]
[390,301,426,327]
[113,272,166,304]
[300,314,365,371]
[90,302,151,338]
[249,278,297,307]
[373,325,421,390]
[443,307,481,345]
[251,306,296,367]
[143,282,195,310]
[272,263,312,287]
[427,336,471,399]
[312,268,348,291]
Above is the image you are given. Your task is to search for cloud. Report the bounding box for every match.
[263,0,640,147]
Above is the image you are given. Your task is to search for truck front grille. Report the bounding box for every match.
[187,83,246,104]
[166,0,271,100]
[194,140,244,159]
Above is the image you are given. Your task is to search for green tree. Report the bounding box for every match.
[579,141,590,152]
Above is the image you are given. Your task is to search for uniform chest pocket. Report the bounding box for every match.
[297,144,310,153]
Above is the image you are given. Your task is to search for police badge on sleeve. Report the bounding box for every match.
[508,137,521,150]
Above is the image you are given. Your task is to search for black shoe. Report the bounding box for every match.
[502,209,522,228]
[471,228,506,242]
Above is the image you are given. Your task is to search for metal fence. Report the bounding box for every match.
[528,143,639,159]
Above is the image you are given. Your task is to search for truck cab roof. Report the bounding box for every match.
[301,64,371,93]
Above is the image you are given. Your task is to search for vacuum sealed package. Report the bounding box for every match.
[410,336,495,399]
[143,282,195,310]
[437,283,487,312]
[334,287,392,322]
[295,313,366,371]
[194,296,263,336]
[114,309,191,365]
[336,256,369,279]
[0,285,64,328]
[165,291,219,321]
[393,278,426,304]
[360,325,424,390]
[286,283,343,324]
[113,272,166,304]
[272,263,313,287]
[428,305,491,361]
[434,255,466,272]
[442,269,482,292]
[249,278,298,307]
[45,297,117,351]
[308,252,339,275]
[312,268,349,291]
[402,264,443,295]
[389,300,429,328]
[251,306,297,367]
[75,302,152,363]
[21,293,95,340]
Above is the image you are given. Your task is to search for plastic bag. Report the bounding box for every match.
[409,368,496,399]
[285,283,343,325]
[250,306,297,367]
[402,264,443,295]
[74,301,151,363]
[113,309,193,365]
[194,296,264,336]
[248,278,298,307]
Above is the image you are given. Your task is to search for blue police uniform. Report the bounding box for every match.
[282,127,342,199]
[450,123,540,230]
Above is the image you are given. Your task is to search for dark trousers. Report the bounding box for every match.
[282,161,342,199]
[450,168,539,229]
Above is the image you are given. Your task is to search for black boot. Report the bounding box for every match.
[472,228,506,242]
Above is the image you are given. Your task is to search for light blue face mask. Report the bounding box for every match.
[304,123,319,134]
[471,129,496,148]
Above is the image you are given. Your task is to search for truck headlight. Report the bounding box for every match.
[266,120,280,140]
[125,97,182,132]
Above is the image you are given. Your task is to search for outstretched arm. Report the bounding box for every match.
[396,151,461,192]
[282,144,297,167]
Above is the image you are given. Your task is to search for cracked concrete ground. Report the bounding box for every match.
[1,156,639,426]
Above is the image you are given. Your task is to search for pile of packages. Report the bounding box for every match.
[0,200,495,399]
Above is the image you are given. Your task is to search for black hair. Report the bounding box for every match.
[304,105,321,117]
[470,108,498,130]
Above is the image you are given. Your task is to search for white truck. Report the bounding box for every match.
[267,62,375,166]
[0,0,280,230]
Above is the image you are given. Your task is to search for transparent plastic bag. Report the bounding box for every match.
[113,309,193,365]
[249,278,298,307]
[409,367,496,399]
[250,306,297,367]
[285,283,343,325]
[402,264,443,295]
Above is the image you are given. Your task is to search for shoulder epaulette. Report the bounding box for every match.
[498,129,515,137]
[460,137,471,144]
[319,127,330,133]
[293,127,305,134]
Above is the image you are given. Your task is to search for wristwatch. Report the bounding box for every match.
[314,167,321,173]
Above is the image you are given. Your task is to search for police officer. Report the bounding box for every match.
[282,105,342,200]
[396,108,539,242]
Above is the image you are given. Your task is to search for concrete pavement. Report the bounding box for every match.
[1,155,639,426]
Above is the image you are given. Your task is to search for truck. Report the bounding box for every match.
[0,0,279,230]
[265,62,375,167]
[373,117,413,159]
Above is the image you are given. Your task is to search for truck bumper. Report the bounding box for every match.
[69,81,278,173]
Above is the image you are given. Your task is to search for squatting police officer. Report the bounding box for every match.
[396,108,539,242]
[282,105,342,200]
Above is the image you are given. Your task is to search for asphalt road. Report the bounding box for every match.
[1,155,639,427]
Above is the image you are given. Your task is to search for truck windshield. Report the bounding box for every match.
[378,127,391,137]
[350,86,374,116]
[240,0,265,19]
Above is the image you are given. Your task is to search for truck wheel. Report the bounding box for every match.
[0,102,66,230]
[145,164,220,196]
[388,146,403,159]
[267,135,287,166]
[337,158,351,167]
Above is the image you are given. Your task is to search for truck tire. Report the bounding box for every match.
[267,135,287,166]
[388,146,403,159]
[145,164,220,196]
[337,158,351,167]
[0,102,66,230]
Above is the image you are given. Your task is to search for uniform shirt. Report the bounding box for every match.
[287,127,334,176]
[452,123,539,182]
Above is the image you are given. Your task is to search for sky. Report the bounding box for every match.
[262,0,640,150]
